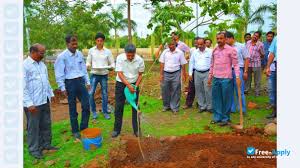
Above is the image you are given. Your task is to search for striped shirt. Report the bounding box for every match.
[246,41,265,67]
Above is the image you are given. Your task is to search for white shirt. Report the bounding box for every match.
[159,48,187,72]
[24,56,54,107]
[86,46,115,75]
[189,47,212,76]
[115,53,145,83]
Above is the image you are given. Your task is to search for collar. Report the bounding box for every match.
[217,44,230,50]
[28,56,38,64]
[95,46,106,51]
[124,54,138,63]
[66,48,77,56]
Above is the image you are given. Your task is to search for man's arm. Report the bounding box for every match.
[188,52,195,78]
[135,72,143,87]
[44,64,55,98]
[54,54,66,91]
[23,65,34,108]
[86,49,92,70]
[80,52,90,86]
[108,50,115,69]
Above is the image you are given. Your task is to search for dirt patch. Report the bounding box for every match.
[109,134,276,168]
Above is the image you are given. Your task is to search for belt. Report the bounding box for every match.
[65,76,83,80]
[195,69,209,73]
[164,69,181,74]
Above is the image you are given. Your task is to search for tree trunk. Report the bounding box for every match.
[127,0,132,43]
[114,28,119,54]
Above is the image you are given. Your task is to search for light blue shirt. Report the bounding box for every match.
[23,56,54,107]
[233,42,250,67]
[54,49,90,91]
[269,36,277,61]
[189,47,212,76]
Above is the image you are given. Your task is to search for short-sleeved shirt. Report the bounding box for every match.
[246,41,265,67]
[269,37,277,61]
[159,48,187,72]
[86,46,115,75]
[115,53,145,83]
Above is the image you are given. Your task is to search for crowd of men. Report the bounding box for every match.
[23,31,277,159]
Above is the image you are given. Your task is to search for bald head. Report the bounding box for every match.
[30,43,46,62]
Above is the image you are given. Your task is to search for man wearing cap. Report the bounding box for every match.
[112,44,145,138]
[86,32,115,120]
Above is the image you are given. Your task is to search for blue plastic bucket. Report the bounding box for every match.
[82,136,103,150]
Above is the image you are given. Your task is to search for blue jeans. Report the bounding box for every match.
[231,68,247,113]
[268,71,276,106]
[89,74,108,114]
[212,77,233,122]
[65,77,90,133]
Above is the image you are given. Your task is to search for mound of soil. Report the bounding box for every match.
[109,134,276,168]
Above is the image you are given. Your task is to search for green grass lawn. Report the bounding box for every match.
[24,93,275,167]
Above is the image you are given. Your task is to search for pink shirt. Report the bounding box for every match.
[208,44,240,80]
[246,40,264,67]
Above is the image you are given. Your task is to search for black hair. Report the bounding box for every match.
[124,44,136,53]
[95,32,105,40]
[266,31,275,36]
[205,39,212,43]
[194,37,200,41]
[244,33,251,38]
[217,32,226,37]
[29,45,39,53]
[65,34,78,44]
[225,31,235,39]
[254,31,262,37]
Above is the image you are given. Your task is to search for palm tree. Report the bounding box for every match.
[108,4,137,45]
[268,3,277,32]
[232,0,273,35]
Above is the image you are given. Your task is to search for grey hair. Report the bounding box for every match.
[124,44,136,53]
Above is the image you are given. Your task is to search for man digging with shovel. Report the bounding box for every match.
[111,44,145,138]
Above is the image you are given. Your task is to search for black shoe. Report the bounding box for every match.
[266,112,276,119]
[111,131,120,138]
[162,107,171,112]
[219,121,231,126]
[134,132,141,137]
[206,109,213,113]
[43,146,59,151]
[30,152,44,159]
[198,109,206,113]
[73,132,81,139]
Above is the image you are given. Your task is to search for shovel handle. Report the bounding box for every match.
[236,78,243,126]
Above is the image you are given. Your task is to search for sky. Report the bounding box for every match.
[108,0,276,37]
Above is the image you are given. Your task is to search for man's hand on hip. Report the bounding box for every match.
[28,106,38,113]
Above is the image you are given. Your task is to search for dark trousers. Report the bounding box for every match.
[185,71,195,107]
[114,81,139,134]
[65,77,90,134]
[25,101,52,154]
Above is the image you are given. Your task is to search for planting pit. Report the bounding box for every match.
[108,133,276,168]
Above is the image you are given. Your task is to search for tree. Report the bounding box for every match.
[268,3,277,32]
[232,0,274,35]
[147,0,241,43]
[108,3,137,46]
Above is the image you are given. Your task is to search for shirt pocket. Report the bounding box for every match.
[77,58,83,71]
